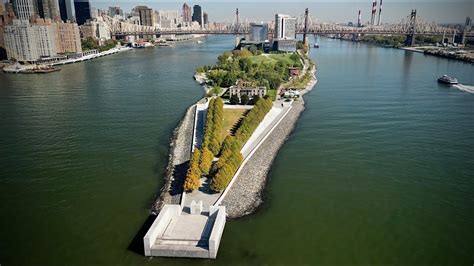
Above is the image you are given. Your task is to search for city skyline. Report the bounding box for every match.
[83,1,472,24]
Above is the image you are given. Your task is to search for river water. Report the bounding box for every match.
[0,35,473,265]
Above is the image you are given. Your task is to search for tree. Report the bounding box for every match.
[240,94,250,105]
[251,95,260,105]
[183,149,202,191]
[199,147,214,175]
[183,163,201,191]
[230,94,239,105]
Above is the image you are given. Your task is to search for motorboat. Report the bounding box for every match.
[437,75,458,85]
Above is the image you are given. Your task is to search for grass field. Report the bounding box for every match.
[248,54,296,66]
[220,108,247,141]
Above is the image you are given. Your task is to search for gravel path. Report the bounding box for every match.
[221,100,306,218]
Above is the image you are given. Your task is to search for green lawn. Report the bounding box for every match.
[220,109,247,142]
[266,89,277,100]
[248,54,296,66]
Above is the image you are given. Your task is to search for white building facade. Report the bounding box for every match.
[274,14,296,40]
[4,20,38,61]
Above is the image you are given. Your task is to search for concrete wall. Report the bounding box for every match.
[143,204,181,256]
[208,206,226,259]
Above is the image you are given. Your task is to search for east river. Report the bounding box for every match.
[0,35,473,265]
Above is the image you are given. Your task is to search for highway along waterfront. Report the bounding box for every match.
[0,35,473,265]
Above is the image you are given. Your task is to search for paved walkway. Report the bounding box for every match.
[194,102,208,150]
[241,101,292,157]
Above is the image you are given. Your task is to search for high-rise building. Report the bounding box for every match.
[182,3,191,23]
[135,6,153,26]
[155,10,179,28]
[108,6,123,17]
[33,20,57,57]
[36,0,44,18]
[42,0,60,20]
[74,0,91,25]
[274,14,296,40]
[4,19,39,61]
[1,2,6,56]
[203,12,208,26]
[4,19,57,61]
[58,0,74,21]
[54,21,81,53]
[192,5,202,27]
[11,0,38,20]
[250,23,269,42]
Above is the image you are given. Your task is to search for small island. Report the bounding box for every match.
[145,41,317,259]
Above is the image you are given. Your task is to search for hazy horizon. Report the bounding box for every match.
[87,1,472,24]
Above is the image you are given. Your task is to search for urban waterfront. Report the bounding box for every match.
[1,35,473,265]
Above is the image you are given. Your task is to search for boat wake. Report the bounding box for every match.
[453,84,474,94]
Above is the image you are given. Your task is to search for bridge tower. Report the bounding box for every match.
[405,9,417,46]
[235,8,241,48]
[303,8,309,48]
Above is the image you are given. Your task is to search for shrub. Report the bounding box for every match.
[230,94,240,105]
[240,94,250,105]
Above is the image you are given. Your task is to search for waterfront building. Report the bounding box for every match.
[58,0,74,21]
[135,6,154,27]
[182,3,191,23]
[41,0,60,20]
[4,20,39,61]
[108,6,123,18]
[274,14,297,52]
[0,2,6,59]
[274,14,296,40]
[192,5,202,27]
[11,0,38,20]
[33,20,57,57]
[250,23,269,42]
[54,21,81,53]
[74,0,91,25]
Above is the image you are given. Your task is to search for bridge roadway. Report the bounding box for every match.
[112,29,474,37]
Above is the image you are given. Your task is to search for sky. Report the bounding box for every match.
[88,0,473,24]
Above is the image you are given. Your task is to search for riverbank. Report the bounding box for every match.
[340,36,474,64]
[219,68,317,218]
[151,104,196,213]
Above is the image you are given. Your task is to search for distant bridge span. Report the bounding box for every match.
[111,29,474,37]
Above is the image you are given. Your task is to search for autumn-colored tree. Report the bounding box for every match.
[183,149,202,191]
[199,147,214,175]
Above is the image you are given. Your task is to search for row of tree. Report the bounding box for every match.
[235,97,273,143]
[210,136,243,192]
[210,97,273,192]
[183,98,224,192]
[202,98,224,155]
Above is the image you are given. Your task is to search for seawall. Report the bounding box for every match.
[152,104,196,213]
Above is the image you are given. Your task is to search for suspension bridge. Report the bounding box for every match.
[105,8,473,46]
